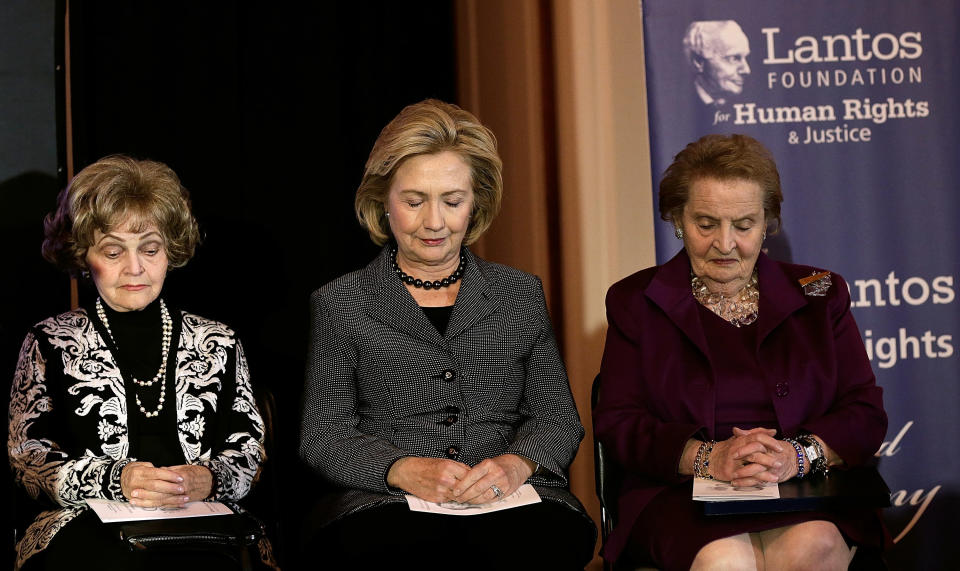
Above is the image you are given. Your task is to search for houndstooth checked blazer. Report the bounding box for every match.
[299,245,591,525]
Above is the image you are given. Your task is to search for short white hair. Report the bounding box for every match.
[683,20,745,63]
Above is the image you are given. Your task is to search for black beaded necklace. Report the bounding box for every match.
[392,246,465,290]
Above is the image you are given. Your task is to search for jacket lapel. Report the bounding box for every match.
[754,253,808,347]
[644,250,712,359]
[444,248,500,340]
[363,246,445,347]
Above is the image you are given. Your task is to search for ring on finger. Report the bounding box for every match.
[490,484,504,500]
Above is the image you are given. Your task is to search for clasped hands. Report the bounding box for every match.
[121,461,214,508]
[387,453,535,505]
[708,427,799,487]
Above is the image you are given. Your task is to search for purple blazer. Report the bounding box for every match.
[594,250,887,562]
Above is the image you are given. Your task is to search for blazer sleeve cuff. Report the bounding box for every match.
[799,414,885,467]
[506,444,571,487]
[383,455,413,496]
[107,458,135,501]
[652,422,704,484]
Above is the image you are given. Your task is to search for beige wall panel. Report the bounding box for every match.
[456,0,553,299]
[553,0,655,566]
[457,1,656,567]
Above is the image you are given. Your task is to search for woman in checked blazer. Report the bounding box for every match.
[299,99,595,568]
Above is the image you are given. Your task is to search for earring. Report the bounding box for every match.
[762,230,767,240]
[675,227,684,240]
[80,270,90,279]
[385,211,390,218]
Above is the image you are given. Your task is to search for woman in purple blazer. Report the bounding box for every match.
[593,134,887,570]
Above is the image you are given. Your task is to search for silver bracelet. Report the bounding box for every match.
[798,434,829,476]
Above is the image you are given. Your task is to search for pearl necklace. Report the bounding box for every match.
[392,247,465,290]
[691,270,759,327]
[96,298,173,418]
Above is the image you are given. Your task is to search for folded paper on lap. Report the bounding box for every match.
[692,477,780,502]
[405,483,542,516]
[86,498,233,522]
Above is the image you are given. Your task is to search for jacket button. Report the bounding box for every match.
[445,445,461,458]
[775,382,790,397]
[441,415,458,426]
[442,369,456,382]
[444,405,460,414]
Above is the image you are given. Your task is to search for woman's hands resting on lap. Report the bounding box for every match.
[169,464,215,501]
[121,461,214,507]
[386,457,469,503]
[683,427,807,486]
[451,454,536,504]
[711,427,798,486]
[387,454,536,505]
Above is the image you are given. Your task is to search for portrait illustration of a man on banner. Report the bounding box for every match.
[683,20,751,107]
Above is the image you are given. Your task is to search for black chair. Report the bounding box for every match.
[593,374,643,571]
[592,375,616,560]
[249,387,284,566]
[8,470,31,569]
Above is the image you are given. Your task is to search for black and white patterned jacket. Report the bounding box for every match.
[299,246,590,525]
[8,307,266,568]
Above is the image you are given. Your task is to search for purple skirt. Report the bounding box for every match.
[625,480,888,571]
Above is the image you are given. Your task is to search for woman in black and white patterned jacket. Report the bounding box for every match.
[8,156,268,570]
[299,100,596,569]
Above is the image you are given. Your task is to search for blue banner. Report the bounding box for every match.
[642,1,959,567]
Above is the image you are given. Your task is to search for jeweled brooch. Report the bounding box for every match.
[799,271,832,296]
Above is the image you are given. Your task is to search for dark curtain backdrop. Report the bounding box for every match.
[1,0,67,560]
[64,1,456,566]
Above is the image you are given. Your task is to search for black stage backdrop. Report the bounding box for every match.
[62,1,454,567]
[1,0,67,554]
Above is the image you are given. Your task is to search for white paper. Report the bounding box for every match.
[405,483,542,516]
[692,477,780,502]
[86,498,234,523]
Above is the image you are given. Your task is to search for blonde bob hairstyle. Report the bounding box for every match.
[659,133,783,233]
[355,99,503,246]
[42,155,201,274]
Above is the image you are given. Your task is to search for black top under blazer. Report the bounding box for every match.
[299,245,591,525]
